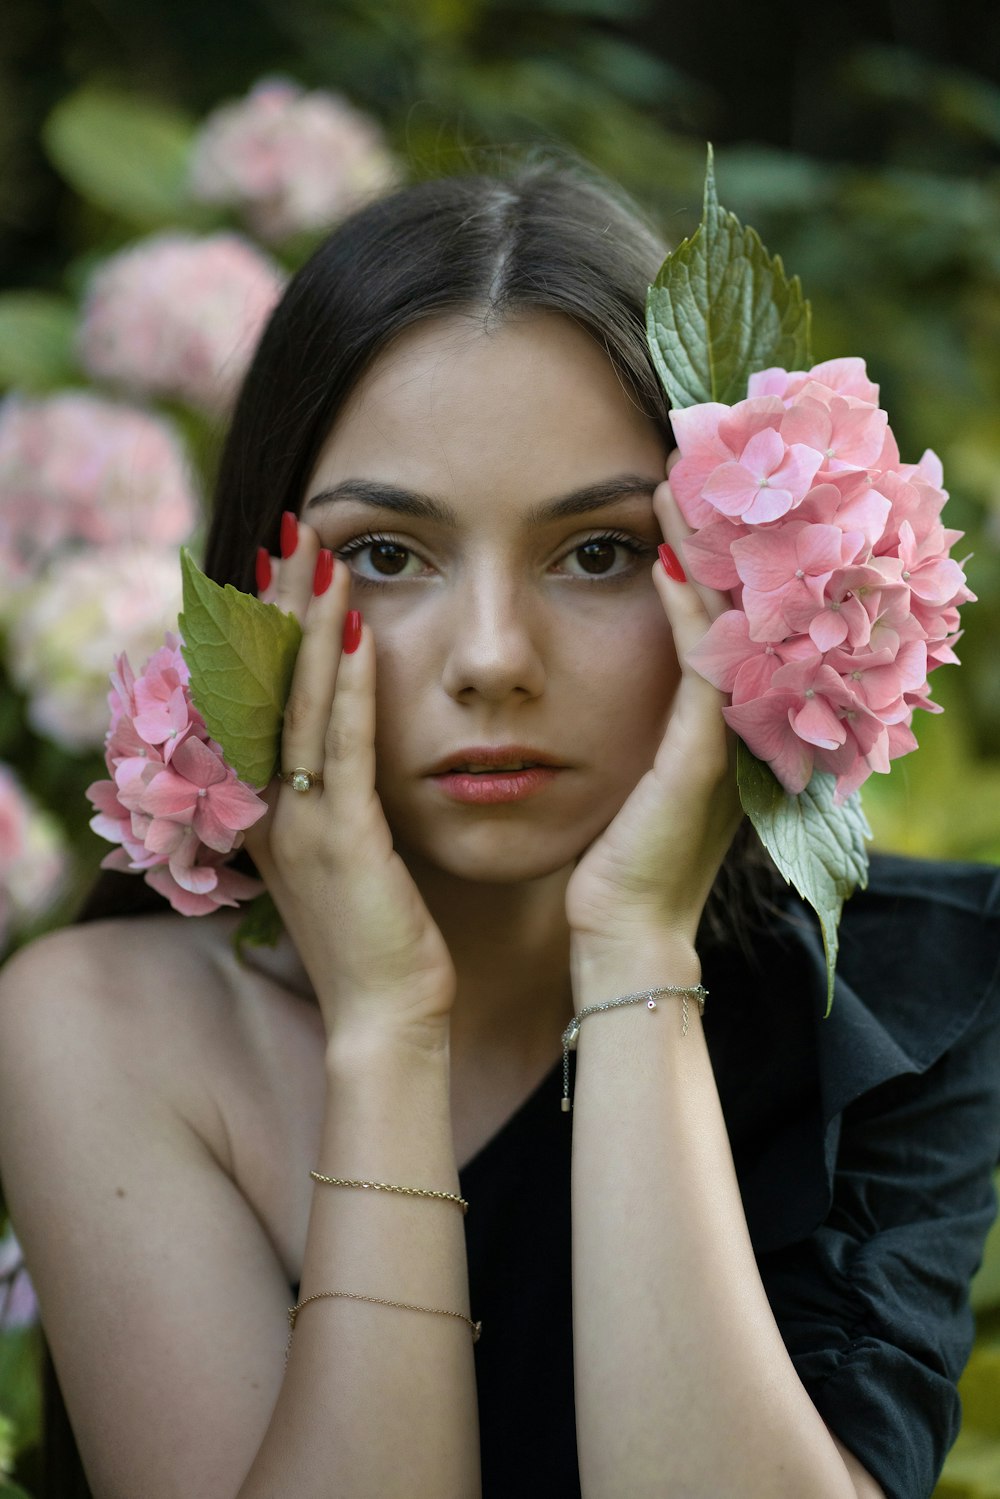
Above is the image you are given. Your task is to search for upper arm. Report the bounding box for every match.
[0,926,292,1499]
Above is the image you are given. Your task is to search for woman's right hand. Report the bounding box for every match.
[242,514,456,1051]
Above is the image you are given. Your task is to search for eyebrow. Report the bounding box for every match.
[304,476,659,526]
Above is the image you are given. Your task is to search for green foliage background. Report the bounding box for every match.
[0,1,997,1493]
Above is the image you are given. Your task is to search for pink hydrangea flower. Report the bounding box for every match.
[0,762,67,951]
[188,76,399,243]
[672,358,974,801]
[78,232,285,414]
[8,545,185,751]
[87,632,267,916]
[0,391,198,600]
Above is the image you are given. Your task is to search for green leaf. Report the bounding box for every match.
[736,742,870,1014]
[0,294,80,391]
[42,88,197,226]
[178,549,302,789]
[232,892,284,958]
[645,142,813,407]
[0,1324,42,1450]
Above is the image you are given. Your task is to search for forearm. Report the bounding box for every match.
[239,1029,481,1499]
[569,937,857,1499]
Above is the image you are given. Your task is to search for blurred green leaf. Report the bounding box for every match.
[937,1426,1000,1496]
[971,1188,1000,1317]
[0,1328,42,1452]
[42,88,198,226]
[0,295,79,392]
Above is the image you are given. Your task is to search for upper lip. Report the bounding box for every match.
[427,745,567,775]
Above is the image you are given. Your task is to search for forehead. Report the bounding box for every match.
[308,310,667,511]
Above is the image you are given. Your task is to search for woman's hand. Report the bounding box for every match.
[243,516,456,1050]
[564,467,743,956]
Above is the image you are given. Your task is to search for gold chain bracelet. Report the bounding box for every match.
[310,1172,469,1214]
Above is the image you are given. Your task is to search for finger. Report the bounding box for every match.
[278,546,352,793]
[320,609,377,829]
[271,512,321,626]
[651,554,719,690]
[652,478,731,623]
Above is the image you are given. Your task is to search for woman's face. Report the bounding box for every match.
[303,309,679,883]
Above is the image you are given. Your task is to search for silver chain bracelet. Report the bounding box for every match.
[560,983,708,1113]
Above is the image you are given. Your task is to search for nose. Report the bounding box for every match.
[440,562,546,704]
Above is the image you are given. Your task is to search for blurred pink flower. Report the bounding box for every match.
[0,763,67,951]
[0,1225,38,1330]
[8,545,185,750]
[0,391,198,598]
[189,76,399,242]
[78,232,285,414]
[87,632,267,916]
[671,357,974,800]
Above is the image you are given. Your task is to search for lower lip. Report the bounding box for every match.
[430,767,561,803]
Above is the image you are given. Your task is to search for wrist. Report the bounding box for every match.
[324,1018,451,1081]
[570,930,701,1005]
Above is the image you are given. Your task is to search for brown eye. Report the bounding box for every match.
[576,539,618,575]
[369,541,410,575]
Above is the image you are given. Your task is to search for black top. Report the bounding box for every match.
[451,854,1000,1499]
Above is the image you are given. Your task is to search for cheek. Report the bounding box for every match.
[572,602,680,748]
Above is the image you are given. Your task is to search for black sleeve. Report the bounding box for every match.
[758,989,1000,1499]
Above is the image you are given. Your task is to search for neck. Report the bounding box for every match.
[403,853,576,1069]
[238,862,576,1069]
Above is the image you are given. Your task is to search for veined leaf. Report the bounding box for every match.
[737,742,870,1014]
[646,143,812,407]
[178,549,302,789]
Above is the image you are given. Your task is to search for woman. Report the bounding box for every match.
[0,165,998,1499]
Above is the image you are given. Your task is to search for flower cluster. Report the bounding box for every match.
[0,391,198,600]
[674,358,974,800]
[8,545,187,750]
[86,634,267,915]
[78,231,285,414]
[188,76,399,242]
[0,764,66,952]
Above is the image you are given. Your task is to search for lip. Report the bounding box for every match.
[425,745,568,776]
[431,767,561,804]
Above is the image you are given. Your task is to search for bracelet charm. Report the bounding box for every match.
[560,983,708,1113]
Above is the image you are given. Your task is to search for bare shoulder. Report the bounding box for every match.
[0,915,236,1150]
[0,912,324,1159]
[0,915,326,1497]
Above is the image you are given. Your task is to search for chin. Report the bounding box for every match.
[391,819,601,887]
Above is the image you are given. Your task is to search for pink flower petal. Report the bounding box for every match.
[723,695,815,793]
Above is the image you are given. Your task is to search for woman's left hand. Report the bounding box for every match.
[564,467,743,955]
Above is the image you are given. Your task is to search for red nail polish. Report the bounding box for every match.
[280,511,299,559]
[255,547,272,594]
[313,549,334,596]
[342,610,362,655]
[658,542,686,583]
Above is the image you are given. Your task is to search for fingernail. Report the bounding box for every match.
[255,547,272,594]
[280,511,299,559]
[313,549,334,596]
[343,609,362,654]
[658,542,686,583]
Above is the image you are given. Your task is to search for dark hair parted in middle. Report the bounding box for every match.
[203,165,672,593]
